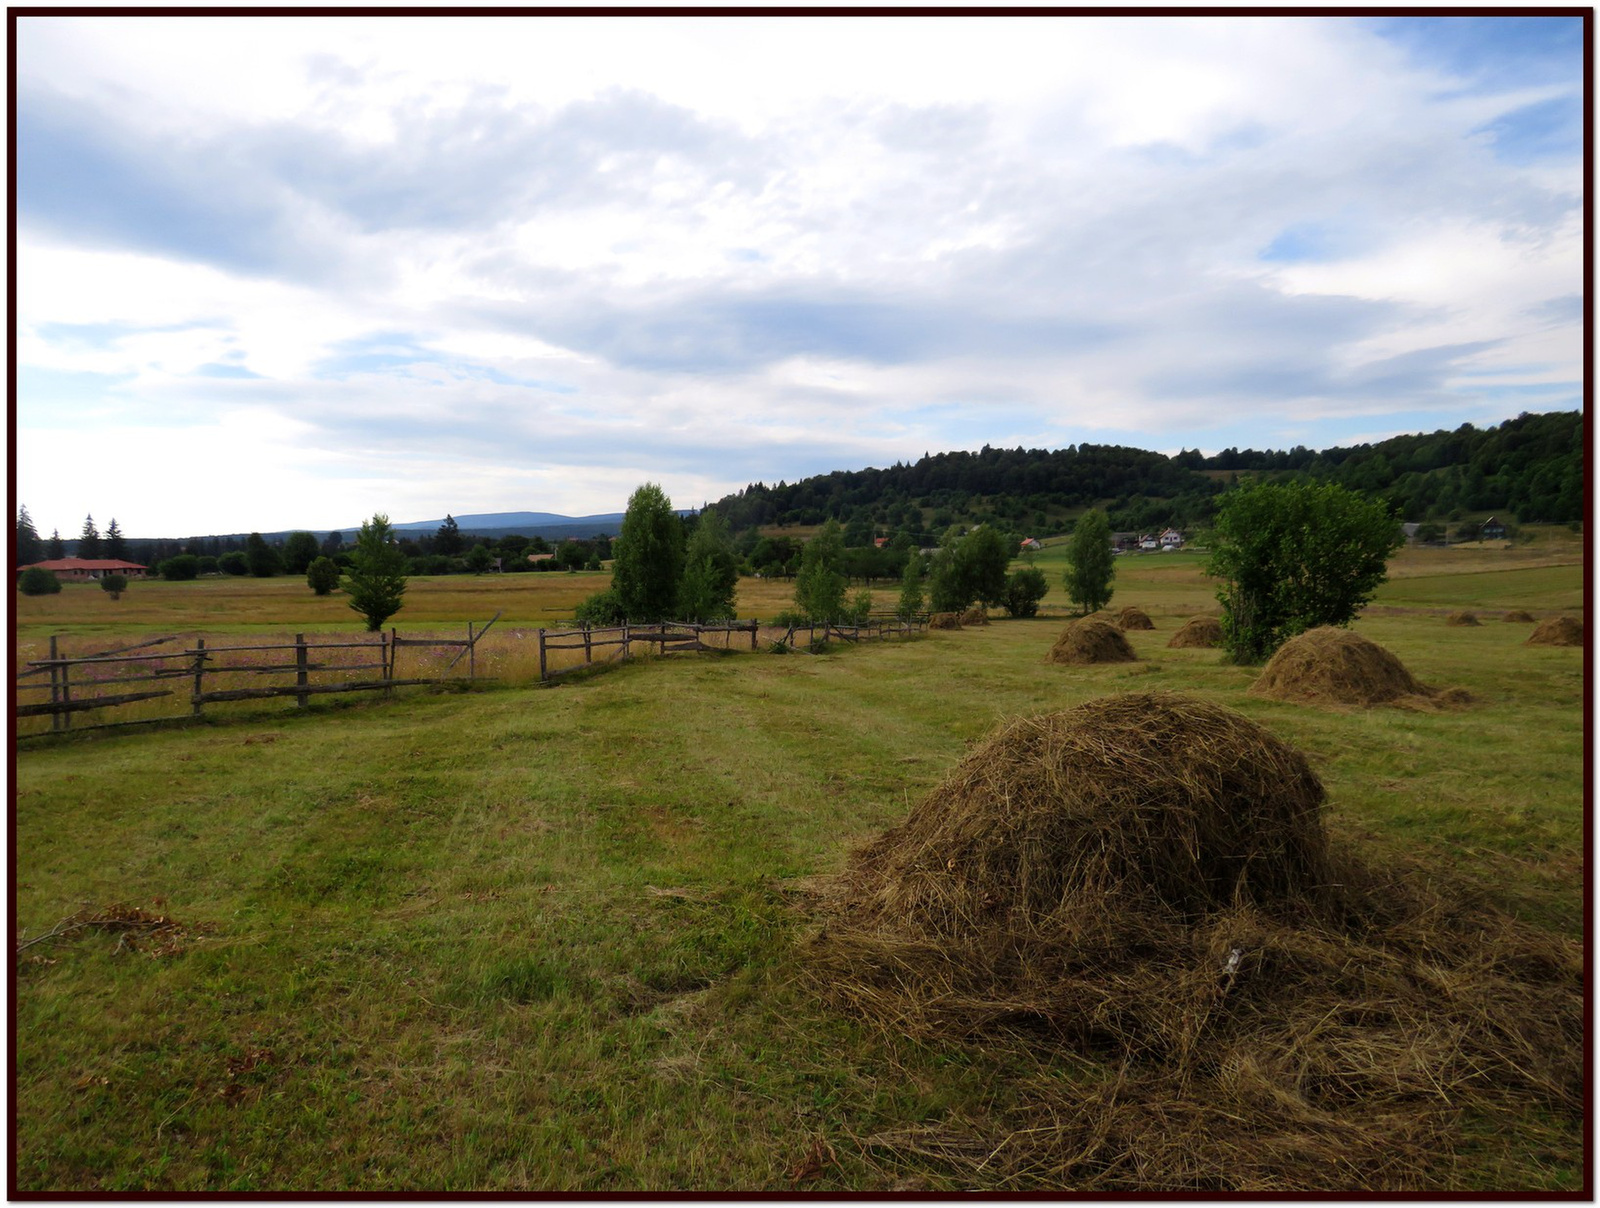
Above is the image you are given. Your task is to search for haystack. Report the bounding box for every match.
[1526,616,1583,646]
[959,606,990,626]
[928,612,963,630]
[1117,606,1155,630]
[1045,619,1136,665]
[1250,627,1441,707]
[1502,610,1535,623]
[807,691,1581,1190]
[1445,611,1481,626]
[1167,615,1223,648]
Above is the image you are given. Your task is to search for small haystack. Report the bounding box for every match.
[1045,618,1136,665]
[1503,610,1536,623]
[1248,627,1467,709]
[1526,616,1583,646]
[1445,611,1481,626]
[1167,615,1223,649]
[959,606,990,626]
[807,691,1581,1190]
[928,612,963,630]
[1117,606,1155,630]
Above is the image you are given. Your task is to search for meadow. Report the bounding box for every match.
[11,533,1586,1192]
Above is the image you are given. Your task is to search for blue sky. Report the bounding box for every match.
[14,13,1585,536]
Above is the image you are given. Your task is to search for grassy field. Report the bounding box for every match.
[11,537,1586,1192]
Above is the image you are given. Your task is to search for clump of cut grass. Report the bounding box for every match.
[1167,615,1222,648]
[1116,606,1154,630]
[1445,612,1481,626]
[1045,619,1135,665]
[957,607,989,627]
[806,691,1581,1191]
[1526,616,1583,647]
[928,613,963,630]
[1502,610,1536,623]
[1249,626,1470,710]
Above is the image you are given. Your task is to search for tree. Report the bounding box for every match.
[244,532,282,577]
[159,554,201,581]
[321,531,345,555]
[218,551,249,575]
[678,510,739,622]
[435,515,464,556]
[100,573,128,601]
[1064,509,1115,615]
[895,557,924,619]
[16,506,41,567]
[928,525,1011,612]
[281,531,319,575]
[793,518,847,622]
[18,567,60,595]
[306,556,341,596]
[611,483,684,622]
[464,543,495,574]
[46,529,65,559]
[104,518,126,561]
[1001,565,1050,618]
[1206,479,1403,664]
[344,514,408,631]
[79,515,101,559]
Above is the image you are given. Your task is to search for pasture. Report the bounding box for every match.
[12,537,1586,1192]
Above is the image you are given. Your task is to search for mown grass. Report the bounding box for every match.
[12,538,1586,1192]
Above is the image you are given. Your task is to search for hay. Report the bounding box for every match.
[1249,627,1468,709]
[958,606,990,626]
[928,612,963,630]
[1045,619,1136,665]
[1502,610,1535,623]
[1117,606,1154,631]
[1526,616,1583,646]
[806,691,1581,1191]
[1167,615,1223,648]
[1445,612,1480,626]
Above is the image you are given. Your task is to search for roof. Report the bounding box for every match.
[20,558,148,572]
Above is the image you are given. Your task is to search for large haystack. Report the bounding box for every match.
[807,691,1581,1191]
[1117,606,1154,631]
[1445,611,1481,626]
[928,612,963,630]
[1167,615,1223,648]
[1503,610,1535,623]
[959,606,990,627]
[1250,627,1443,707]
[1045,619,1136,665]
[1526,616,1583,646]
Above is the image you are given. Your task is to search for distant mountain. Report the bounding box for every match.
[379,511,628,534]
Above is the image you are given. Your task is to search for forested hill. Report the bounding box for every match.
[708,410,1583,536]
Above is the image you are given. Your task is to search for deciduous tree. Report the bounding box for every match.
[244,532,282,577]
[1064,509,1115,615]
[793,518,847,622]
[306,556,341,596]
[611,483,684,622]
[281,531,319,575]
[678,510,739,622]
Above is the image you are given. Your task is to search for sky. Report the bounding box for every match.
[13,12,1586,538]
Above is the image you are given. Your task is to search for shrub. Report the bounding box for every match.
[18,567,60,595]
[159,554,201,581]
[218,551,249,576]
[306,556,341,596]
[1001,566,1050,618]
[99,574,128,600]
[575,587,626,626]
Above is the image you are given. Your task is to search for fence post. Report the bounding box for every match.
[386,629,396,696]
[538,628,548,682]
[191,638,206,718]
[751,619,758,650]
[48,636,62,732]
[583,621,592,665]
[468,621,476,682]
[295,632,309,709]
[622,620,630,661]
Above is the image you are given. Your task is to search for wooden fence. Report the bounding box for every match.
[15,615,501,739]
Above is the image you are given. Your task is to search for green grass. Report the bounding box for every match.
[13,545,1586,1192]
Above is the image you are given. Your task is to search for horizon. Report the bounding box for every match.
[17,14,1583,537]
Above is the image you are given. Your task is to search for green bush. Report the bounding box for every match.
[18,567,60,596]
[218,551,249,576]
[159,554,200,581]
[306,556,341,596]
[1001,566,1050,617]
[99,574,128,600]
[574,587,626,626]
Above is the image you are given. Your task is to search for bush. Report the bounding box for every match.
[245,532,282,577]
[1001,566,1050,617]
[99,573,128,600]
[218,551,249,576]
[159,554,201,581]
[575,587,626,626]
[306,556,341,596]
[18,567,60,595]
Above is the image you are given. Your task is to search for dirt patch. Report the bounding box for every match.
[1249,627,1471,710]
[1526,616,1583,646]
[1045,619,1136,665]
[1117,606,1154,630]
[806,692,1580,1191]
[1167,615,1223,648]
[1445,612,1481,626]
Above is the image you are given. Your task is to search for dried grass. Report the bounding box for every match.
[928,612,964,630]
[959,607,990,627]
[806,692,1581,1191]
[1445,612,1481,626]
[1502,610,1536,623]
[1046,620,1136,665]
[1249,627,1470,710]
[1167,616,1223,649]
[1526,616,1583,646]
[1116,607,1154,630]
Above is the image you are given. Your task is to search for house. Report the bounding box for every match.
[1481,517,1506,541]
[526,552,557,566]
[1159,528,1184,548]
[1019,537,1042,551]
[18,558,149,582]
[873,537,890,549]
[1110,532,1139,551]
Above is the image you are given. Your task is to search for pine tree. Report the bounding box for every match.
[434,515,463,557]
[104,517,126,560]
[16,506,41,566]
[47,529,65,559]
[78,514,102,559]
[344,514,408,631]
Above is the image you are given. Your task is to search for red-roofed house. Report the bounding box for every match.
[18,558,150,582]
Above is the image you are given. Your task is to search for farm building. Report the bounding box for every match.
[1019,537,1042,551]
[17,558,149,582]
[1481,517,1507,540]
[1159,528,1184,547]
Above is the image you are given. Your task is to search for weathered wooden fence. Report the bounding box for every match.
[15,615,501,739]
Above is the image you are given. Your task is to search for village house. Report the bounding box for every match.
[1480,517,1507,541]
[17,558,150,582]
[1159,528,1184,548]
[1019,537,1042,551]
